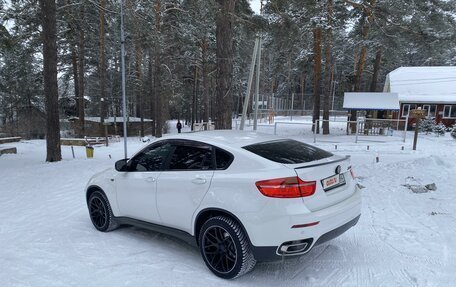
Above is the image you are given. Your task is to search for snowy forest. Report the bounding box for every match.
[1,0,455,156]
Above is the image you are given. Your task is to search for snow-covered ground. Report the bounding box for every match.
[1,118,456,286]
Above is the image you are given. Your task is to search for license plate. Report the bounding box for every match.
[321,174,346,191]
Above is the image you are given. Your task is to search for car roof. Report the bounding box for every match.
[161,130,287,148]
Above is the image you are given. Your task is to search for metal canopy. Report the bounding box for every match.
[343,92,400,110]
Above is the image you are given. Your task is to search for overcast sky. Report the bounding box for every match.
[250,0,262,14]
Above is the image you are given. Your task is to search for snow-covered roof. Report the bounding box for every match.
[343,93,400,110]
[383,66,456,103]
[77,117,153,123]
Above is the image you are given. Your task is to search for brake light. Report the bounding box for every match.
[255,177,316,198]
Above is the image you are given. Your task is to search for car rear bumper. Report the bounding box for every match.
[243,186,362,262]
[251,214,360,261]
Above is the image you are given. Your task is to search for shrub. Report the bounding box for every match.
[433,122,446,137]
[419,117,436,134]
[451,125,456,140]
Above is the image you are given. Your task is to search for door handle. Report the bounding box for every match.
[145,177,156,182]
[192,177,207,184]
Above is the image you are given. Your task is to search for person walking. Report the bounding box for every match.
[176,120,182,133]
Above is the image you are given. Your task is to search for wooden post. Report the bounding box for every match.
[103,122,111,147]
[410,109,426,151]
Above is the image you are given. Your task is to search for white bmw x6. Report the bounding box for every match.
[86,130,361,279]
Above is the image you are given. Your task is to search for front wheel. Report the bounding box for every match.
[198,216,256,279]
[88,190,118,232]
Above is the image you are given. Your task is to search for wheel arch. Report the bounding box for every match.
[194,208,251,246]
[86,185,104,204]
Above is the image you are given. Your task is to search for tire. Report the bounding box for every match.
[88,190,118,232]
[198,216,256,279]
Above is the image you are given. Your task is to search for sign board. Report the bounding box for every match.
[410,109,426,119]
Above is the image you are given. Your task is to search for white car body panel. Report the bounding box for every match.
[86,130,362,261]
[115,171,161,223]
[157,170,214,233]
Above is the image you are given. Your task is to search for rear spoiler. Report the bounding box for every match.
[295,155,351,170]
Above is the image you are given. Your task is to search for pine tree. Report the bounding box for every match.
[419,117,436,134]
[433,123,446,137]
[451,125,456,140]
[39,0,61,162]
[215,0,236,130]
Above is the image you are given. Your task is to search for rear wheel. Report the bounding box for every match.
[88,191,118,232]
[199,216,256,279]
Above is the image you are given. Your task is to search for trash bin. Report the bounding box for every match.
[86,146,94,158]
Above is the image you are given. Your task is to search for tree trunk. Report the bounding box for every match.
[312,27,322,134]
[349,0,377,133]
[78,6,85,137]
[354,45,367,92]
[153,0,162,137]
[148,48,156,136]
[370,48,382,92]
[99,0,107,135]
[40,0,61,162]
[215,0,235,130]
[300,74,306,115]
[201,38,209,122]
[192,67,199,129]
[287,54,292,116]
[323,0,333,135]
[135,42,144,136]
[352,0,377,92]
[71,44,79,117]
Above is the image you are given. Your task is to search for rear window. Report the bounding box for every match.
[243,139,333,164]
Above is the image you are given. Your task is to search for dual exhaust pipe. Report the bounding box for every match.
[277,239,313,256]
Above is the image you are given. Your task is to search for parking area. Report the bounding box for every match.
[1,131,455,286]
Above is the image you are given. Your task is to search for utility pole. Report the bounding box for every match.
[240,39,259,130]
[253,36,262,130]
[120,0,128,158]
[240,0,263,131]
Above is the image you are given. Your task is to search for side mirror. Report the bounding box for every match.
[115,159,129,172]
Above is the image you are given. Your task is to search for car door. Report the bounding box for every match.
[156,140,215,233]
[115,141,173,223]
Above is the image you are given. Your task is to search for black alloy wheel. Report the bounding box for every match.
[202,226,237,274]
[89,196,107,229]
[88,191,118,232]
[199,216,256,279]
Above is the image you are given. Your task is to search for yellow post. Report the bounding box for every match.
[86,146,94,158]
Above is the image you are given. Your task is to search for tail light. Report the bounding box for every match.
[255,176,316,198]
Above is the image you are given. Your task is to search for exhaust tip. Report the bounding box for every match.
[277,239,313,256]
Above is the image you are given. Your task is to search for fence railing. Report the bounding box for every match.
[273,121,317,143]
[234,116,408,144]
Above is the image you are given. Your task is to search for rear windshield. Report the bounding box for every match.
[243,139,333,164]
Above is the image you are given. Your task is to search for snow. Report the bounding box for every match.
[343,92,400,110]
[384,66,456,103]
[82,117,153,123]
[1,118,456,286]
[250,0,262,14]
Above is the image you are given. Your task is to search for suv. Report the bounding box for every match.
[86,131,361,279]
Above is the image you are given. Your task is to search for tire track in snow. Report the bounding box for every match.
[362,190,438,286]
[367,195,441,266]
[289,245,331,279]
[386,193,443,266]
